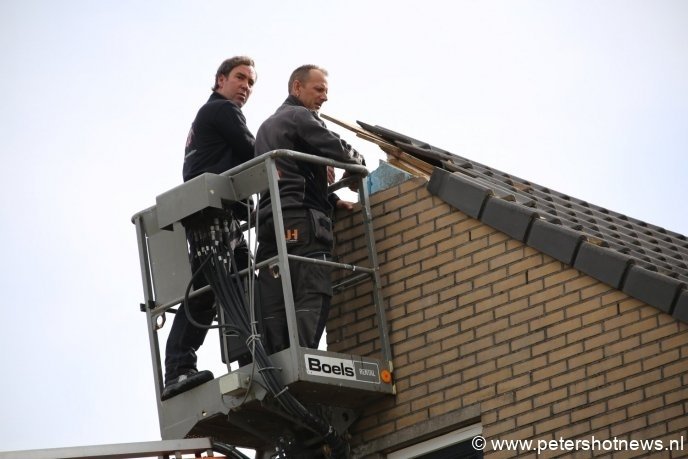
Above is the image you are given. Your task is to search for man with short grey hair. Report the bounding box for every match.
[255,64,364,354]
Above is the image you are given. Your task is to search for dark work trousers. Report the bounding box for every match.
[256,208,334,354]
[164,215,249,384]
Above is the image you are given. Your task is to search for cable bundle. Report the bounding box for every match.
[183,213,349,458]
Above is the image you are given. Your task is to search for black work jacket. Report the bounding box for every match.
[183,92,255,182]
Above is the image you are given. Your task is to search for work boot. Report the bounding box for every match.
[161,369,214,400]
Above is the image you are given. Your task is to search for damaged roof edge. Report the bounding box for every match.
[427,168,688,324]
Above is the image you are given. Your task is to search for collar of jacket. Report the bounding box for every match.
[208,91,229,103]
[283,94,319,116]
[208,91,229,102]
[207,91,245,111]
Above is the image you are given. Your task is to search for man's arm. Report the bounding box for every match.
[214,101,255,164]
[295,109,364,166]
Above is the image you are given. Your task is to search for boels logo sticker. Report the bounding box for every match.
[305,354,380,383]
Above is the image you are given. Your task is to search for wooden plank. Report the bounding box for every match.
[355,131,400,152]
[323,113,414,154]
[321,113,385,141]
[393,151,433,175]
[321,112,404,153]
[388,157,431,179]
[321,112,434,177]
[394,141,451,166]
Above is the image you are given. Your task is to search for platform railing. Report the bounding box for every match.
[131,150,393,447]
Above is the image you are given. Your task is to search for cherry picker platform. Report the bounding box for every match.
[131,150,395,457]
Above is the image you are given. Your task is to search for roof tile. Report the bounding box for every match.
[481,197,538,242]
[526,219,585,265]
[574,242,635,289]
[671,289,688,322]
[621,266,684,313]
[427,169,491,219]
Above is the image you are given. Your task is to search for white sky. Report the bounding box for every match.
[1,0,687,453]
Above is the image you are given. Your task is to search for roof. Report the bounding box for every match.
[353,120,688,324]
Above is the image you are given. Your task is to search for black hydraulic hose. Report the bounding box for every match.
[195,217,349,457]
[212,441,251,459]
[180,251,241,334]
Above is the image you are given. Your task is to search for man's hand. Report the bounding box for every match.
[342,170,359,192]
[335,200,355,211]
[327,166,336,185]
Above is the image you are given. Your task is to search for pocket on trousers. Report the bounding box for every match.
[308,208,333,248]
[294,260,333,297]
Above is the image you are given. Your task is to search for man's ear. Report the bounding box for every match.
[292,79,302,97]
[217,73,227,89]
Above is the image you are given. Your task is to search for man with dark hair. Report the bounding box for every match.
[183,56,257,181]
[162,56,257,400]
[255,64,364,354]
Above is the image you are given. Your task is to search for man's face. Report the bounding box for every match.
[295,69,328,111]
[216,64,256,107]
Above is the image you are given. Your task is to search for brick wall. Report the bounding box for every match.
[328,177,688,458]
